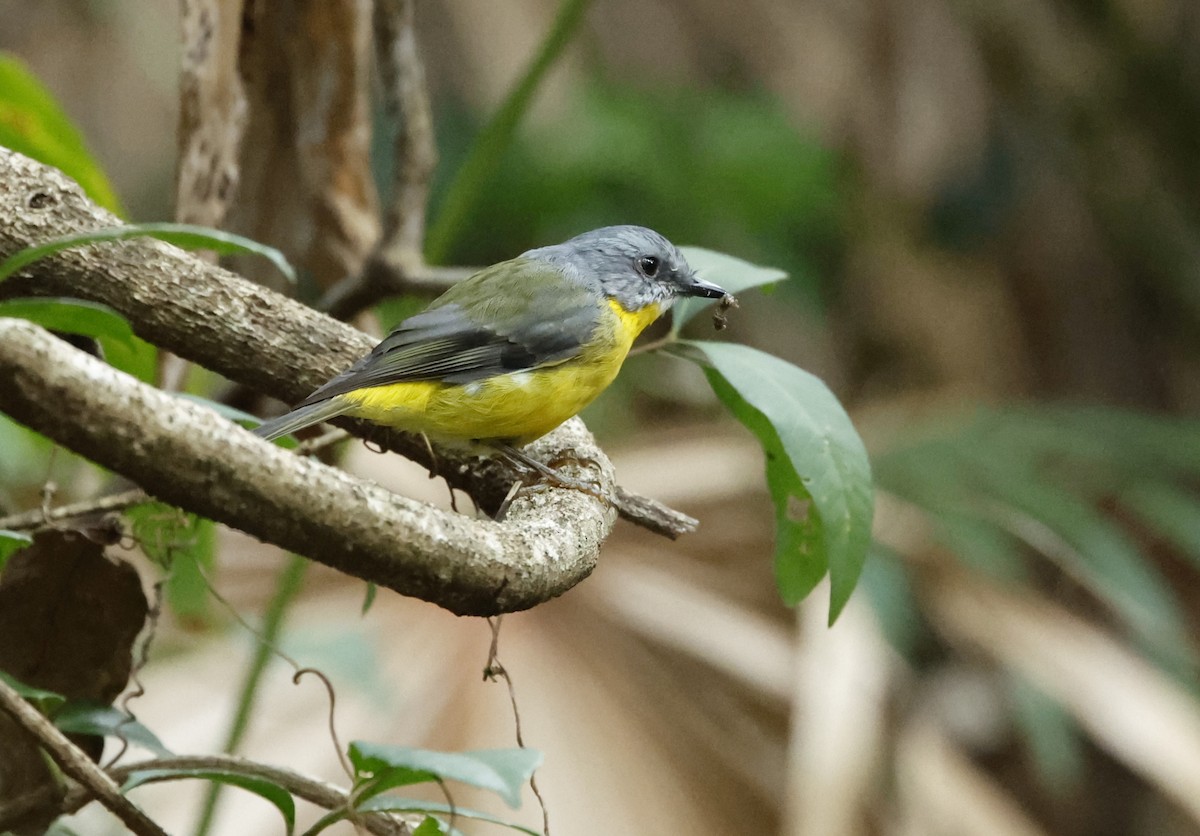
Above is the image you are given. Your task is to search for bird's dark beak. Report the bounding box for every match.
[677,272,729,299]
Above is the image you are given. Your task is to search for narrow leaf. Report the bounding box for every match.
[362,582,378,615]
[858,543,924,659]
[358,798,541,835]
[1008,675,1084,791]
[671,340,873,622]
[52,702,172,757]
[122,767,295,835]
[673,247,787,330]
[0,223,296,286]
[0,529,33,571]
[0,53,123,213]
[413,818,443,836]
[965,451,1193,672]
[1120,482,1200,568]
[349,742,543,809]
[0,297,134,347]
[0,671,65,713]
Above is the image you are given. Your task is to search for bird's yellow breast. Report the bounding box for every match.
[338,299,660,445]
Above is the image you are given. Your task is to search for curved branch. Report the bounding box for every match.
[0,676,167,836]
[0,319,613,616]
[0,147,698,539]
[59,755,410,836]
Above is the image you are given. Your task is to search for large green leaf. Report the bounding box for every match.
[0,53,123,214]
[0,223,296,286]
[672,247,786,331]
[670,340,874,622]
[122,767,295,835]
[349,742,543,809]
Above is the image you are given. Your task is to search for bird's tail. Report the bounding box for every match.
[253,399,350,441]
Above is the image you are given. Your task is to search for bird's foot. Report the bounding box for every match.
[493,443,609,503]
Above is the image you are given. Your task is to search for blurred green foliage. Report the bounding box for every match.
[418,83,842,311]
[0,52,123,215]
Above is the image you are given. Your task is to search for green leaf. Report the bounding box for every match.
[0,53,123,214]
[358,798,541,835]
[962,450,1193,673]
[0,529,33,572]
[672,247,787,331]
[858,544,924,659]
[931,513,1028,582]
[0,296,156,381]
[413,818,443,836]
[0,671,65,713]
[362,582,378,615]
[1008,675,1084,791]
[125,504,216,626]
[173,393,297,448]
[349,742,543,809]
[122,767,295,835]
[670,340,874,622]
[0,296,134,346]
[0,223,296,286]
[175,392,269,429]
[52,702,172,757]
[1120,482,1200,568]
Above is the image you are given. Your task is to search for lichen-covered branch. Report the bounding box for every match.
[319,0,444,319]
[0,676,167,836]
[0,319,612,616]
[0,147,699,536]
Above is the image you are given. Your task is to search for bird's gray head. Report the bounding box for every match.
[523,225,728,313]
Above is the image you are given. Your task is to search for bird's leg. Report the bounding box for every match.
[492,443,609,503]
[418,432,460,512]
[545,450,606,476]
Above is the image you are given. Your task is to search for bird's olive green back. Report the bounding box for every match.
[296,258,600,407]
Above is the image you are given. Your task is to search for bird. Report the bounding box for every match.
[253,225,730,487]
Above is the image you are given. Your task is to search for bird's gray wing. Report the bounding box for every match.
[295,258,600,407]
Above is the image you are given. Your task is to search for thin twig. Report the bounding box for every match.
[293,668,354,782]
[0,676,169,836]
[484,617,551,836]
[627,334,673,357]
[60,755,410,836]
[318,0,447,321]
[613,486,699,539]
[317,263,473,320]
[0,488,149,532]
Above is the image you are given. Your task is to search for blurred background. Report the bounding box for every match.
[3,0,1200,834]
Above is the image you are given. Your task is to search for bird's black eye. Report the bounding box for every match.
[637,255,661,278]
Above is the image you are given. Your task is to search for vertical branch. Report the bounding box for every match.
[319,0,442,320]
[170,0,249,389]
[373,0,438,268]
[176,0,248,230]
